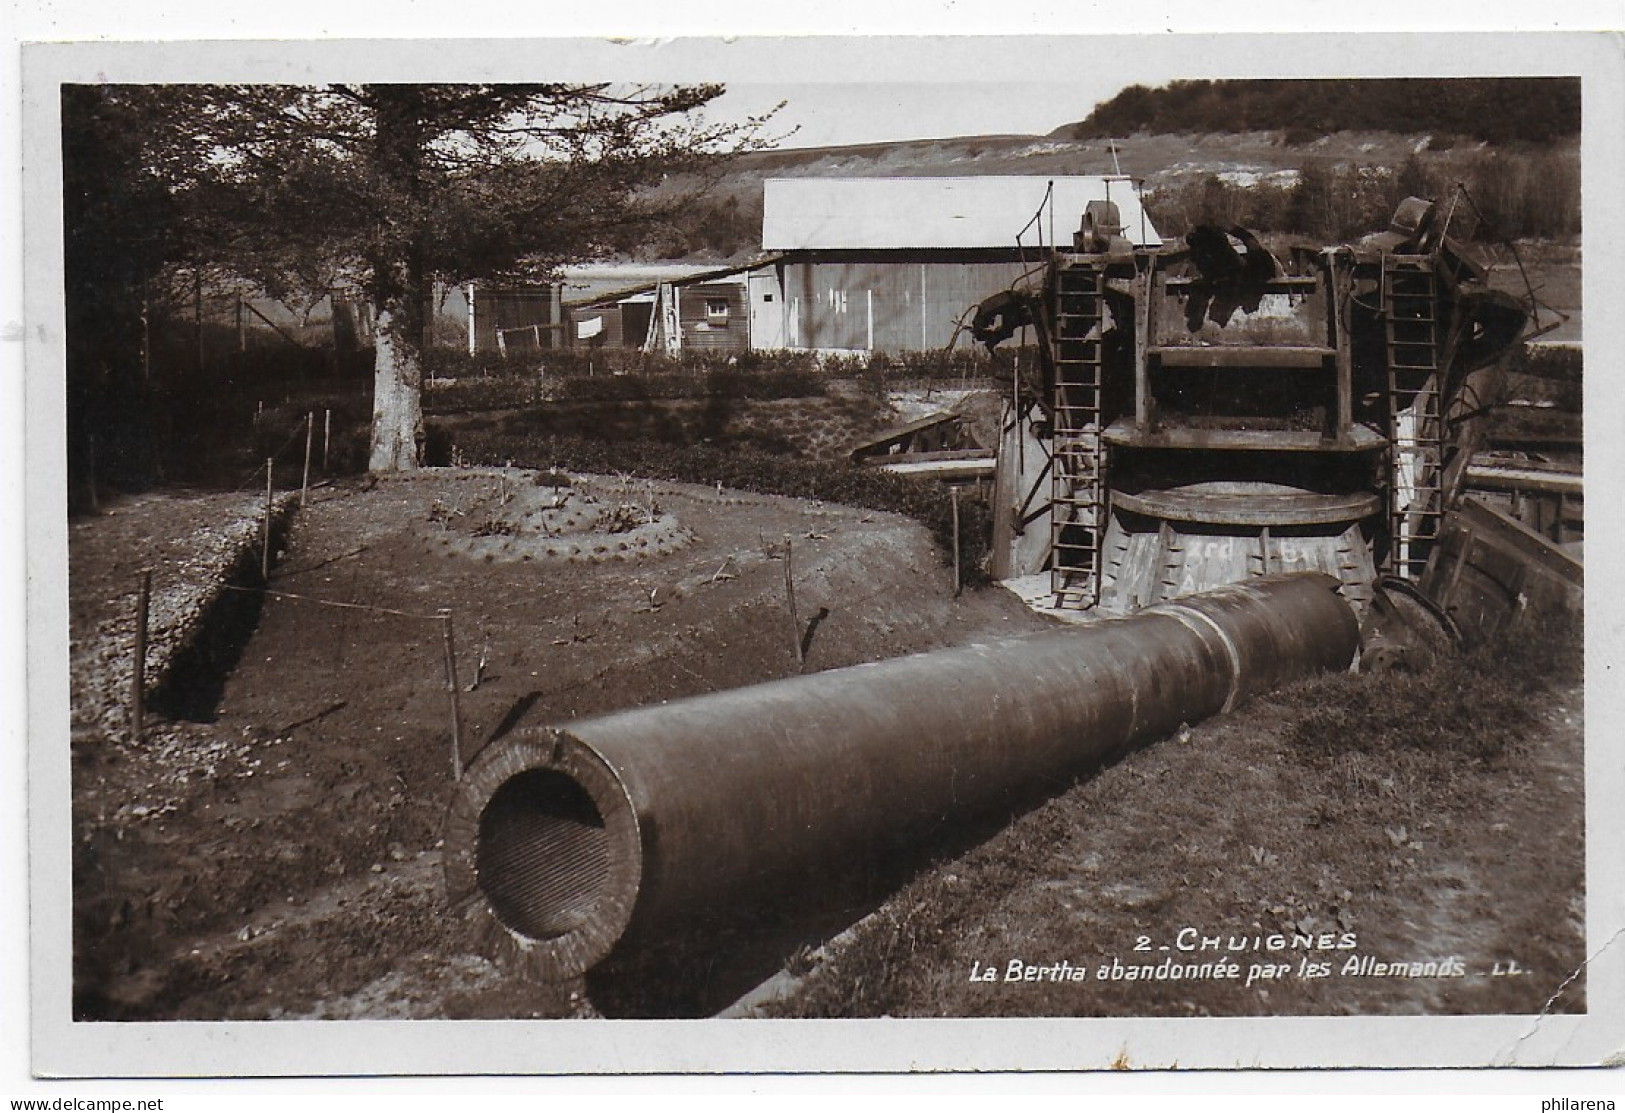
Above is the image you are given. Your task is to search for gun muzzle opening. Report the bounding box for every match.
[476,768,613,942]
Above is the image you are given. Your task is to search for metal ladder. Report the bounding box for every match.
[1381,255,1445,580]
[1050,262,1107,608]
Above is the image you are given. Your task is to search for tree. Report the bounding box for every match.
[60,85,200,511]
[1395,154,1433,204]
[105,83,774,472]
[1286,162,1332,238]
[1072,77,1580,144]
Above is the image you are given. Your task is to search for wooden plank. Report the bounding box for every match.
[1485,431,1584,452]
[871,456,997,480]
[848,413,964,460]
[1419,497,1582,648]
[862,448,995,464]
[1134,267,1151,429]
[1466,465,1584,496]
[1103,420,1385,453]
[1112,487,1380,527]
[1331,252,1353,437]
[1161,275,1321,293]
[1454,497,1583,583]
[1153,345,1334,369]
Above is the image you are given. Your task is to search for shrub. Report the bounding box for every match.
[1143,147,1580,244]
[1508,343,1581,384]
[424,348,1014,414]
[1271,613,1580,765]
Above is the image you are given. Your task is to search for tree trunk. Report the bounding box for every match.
[368,302,425,471]
[366,87,429,473]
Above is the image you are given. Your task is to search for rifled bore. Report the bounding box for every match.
[476,769,610,941]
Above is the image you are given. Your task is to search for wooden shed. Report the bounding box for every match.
[673,276,750,354]
[568,293,653,350]
[467,284,565,354]
[565,264,769,354]
[760,176,1162,354]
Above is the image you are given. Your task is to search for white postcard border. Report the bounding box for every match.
[20,31,1625,1077]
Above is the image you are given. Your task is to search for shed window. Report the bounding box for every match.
[705,299,731,323]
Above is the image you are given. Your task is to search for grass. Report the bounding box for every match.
[761,611,1583,1018]
[1271,623,1577,765]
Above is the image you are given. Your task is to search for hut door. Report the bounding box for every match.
[749,272,786,351]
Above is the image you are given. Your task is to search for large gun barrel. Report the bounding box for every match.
[444,573,1359,982]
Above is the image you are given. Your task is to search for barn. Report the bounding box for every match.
[758,176,1162,354]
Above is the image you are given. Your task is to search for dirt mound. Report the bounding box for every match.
[70,468,1051,1020]
[420,467,693,564]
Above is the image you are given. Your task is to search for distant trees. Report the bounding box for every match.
[1143,146,1581,244]
[60,82,774,491]
[651,192,765,260]
[1064,77,1582,247]
[1462,147,1582,241]
[1069,78,1580,146]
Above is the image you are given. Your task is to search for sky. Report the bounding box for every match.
[674,38,1213,150]
[706,81,1133,150]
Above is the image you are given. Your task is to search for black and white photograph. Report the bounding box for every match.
[12,24,1625,1084]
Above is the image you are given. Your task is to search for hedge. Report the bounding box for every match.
[424,346,1015,414]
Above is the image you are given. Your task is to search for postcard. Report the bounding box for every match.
[19,31,1624,1076]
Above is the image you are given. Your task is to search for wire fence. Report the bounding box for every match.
[94,421,938,799]
[218,583,444,622]
[234,422,309,492]
[236,406,341,496]
[108,494,867,782]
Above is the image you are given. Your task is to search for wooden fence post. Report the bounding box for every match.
[323,409,332,473]
[262,458,273,581]
[130,568,153,739]
[440,609,465,780]
[784,534,803,667]
[301,412,314,507]
[951,485,962,598]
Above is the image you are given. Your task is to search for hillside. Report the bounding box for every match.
[656,127,1580,260]
[1066,78,1580,145]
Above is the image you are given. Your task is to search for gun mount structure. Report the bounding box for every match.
[445,574,1360,983]
[982,196,1534,619]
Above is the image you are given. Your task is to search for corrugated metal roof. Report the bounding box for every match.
[560,255,784,310]
[762,176,1162,251]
